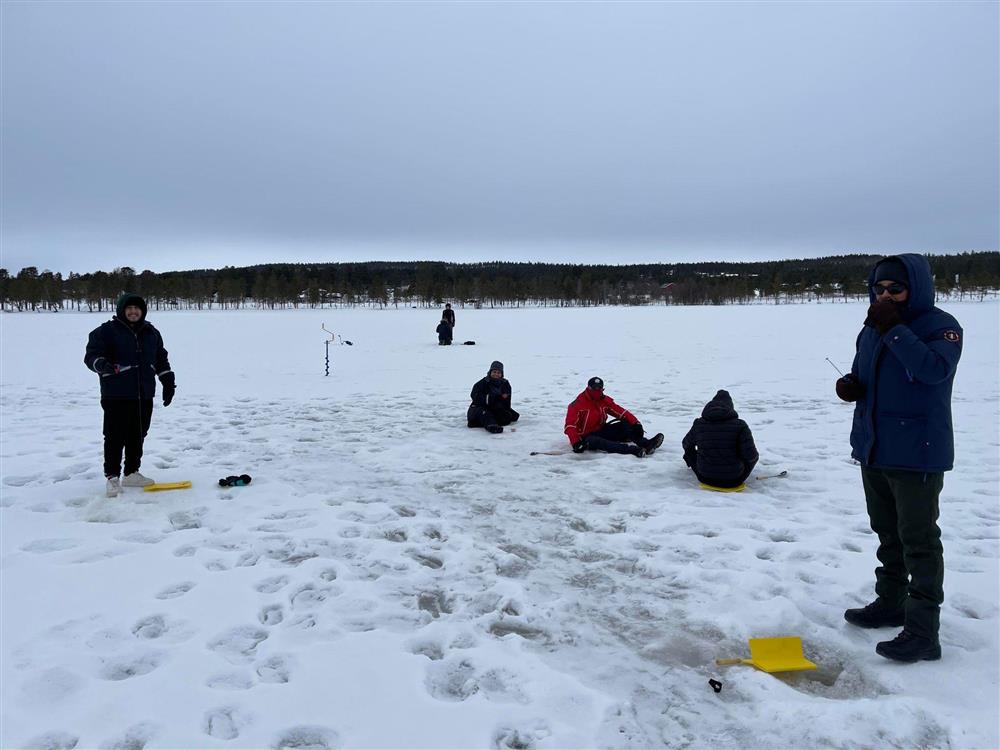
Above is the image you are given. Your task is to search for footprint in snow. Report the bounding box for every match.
[407,550,443,569]
[20,538,81,554]
[256,655,292,683]
[206,626,269,664]
[258,604,284,626]
[155,581,196,599]
[254,575,291,593]
[23,731,79,750]
[272,726,340,750]
[98,721,158,750]
[203,707,244,740]
[168,509,205,531]
[205,672,255,691]
[97,652,164,681]
[417,590,454,619]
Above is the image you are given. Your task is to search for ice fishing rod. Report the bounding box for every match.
[825,358,845,377]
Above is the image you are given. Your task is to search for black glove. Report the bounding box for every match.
[865,301,903,336]
[94,358,117,377]
[683,453,694,468]
[160,372,176,407]
[572,441,586,454]
[835,374,864,402]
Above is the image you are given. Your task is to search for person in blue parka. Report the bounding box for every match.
[84,293,175,498]
[836,254,962,663]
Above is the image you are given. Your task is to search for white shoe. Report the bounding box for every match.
[106,477,122,497]
[122,472,155,487]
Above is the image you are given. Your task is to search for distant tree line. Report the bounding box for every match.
[1,252,997,312]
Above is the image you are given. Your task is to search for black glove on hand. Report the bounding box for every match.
[160,372,176,406]
[835,374,864,402]
[865,301,903,336]
[94,358,117,377]
[572,441,586,454]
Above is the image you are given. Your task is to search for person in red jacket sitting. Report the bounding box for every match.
[564,377,663,458]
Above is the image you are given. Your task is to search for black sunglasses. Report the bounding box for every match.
[872,282,907,296]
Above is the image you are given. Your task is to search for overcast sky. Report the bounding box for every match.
[2,1,997,274]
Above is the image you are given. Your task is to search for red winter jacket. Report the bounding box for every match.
[564,388,638,445]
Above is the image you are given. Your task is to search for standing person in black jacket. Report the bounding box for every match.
[442,303,456,329]
[467,361,519,434]
[682,389,758,488]
[84,293,175,498]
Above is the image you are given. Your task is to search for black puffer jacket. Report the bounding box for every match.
[682,390,758,483]
[467,376,513,418]
[84,294,172,400]
[436,320,453,343]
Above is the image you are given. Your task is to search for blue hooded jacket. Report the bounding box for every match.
[849,254,962,472]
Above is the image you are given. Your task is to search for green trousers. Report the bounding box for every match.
[861,466,944,639]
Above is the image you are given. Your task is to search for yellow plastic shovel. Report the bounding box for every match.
[715,637,817,673]
[143,481,192,492]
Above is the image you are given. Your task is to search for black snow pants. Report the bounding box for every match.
[582,421,643,455]
[861,466,945,640]
[102,398,153,478]
[468,405,520,430]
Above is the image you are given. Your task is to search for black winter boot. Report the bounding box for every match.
[630,445,646,458]
[642,433,664,455]
[486,424,503,434]
[844,599,905,629]
[875,629,941,662]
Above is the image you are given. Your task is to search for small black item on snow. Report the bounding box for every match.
[530,450,564,456]
[219,474,252,487]
[463,341,476,345]
[755,470,788,480]
[709,679,722,693]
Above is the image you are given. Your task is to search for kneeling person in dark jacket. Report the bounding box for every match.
[467,361,519,434]
[682,389,758,488]
[436,317,453,345]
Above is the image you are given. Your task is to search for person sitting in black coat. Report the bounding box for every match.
[436,316,453,345]
[467,361,519,434]
[682,389,758,488]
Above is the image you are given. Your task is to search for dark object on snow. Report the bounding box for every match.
[463,340,476,345]
[709,679,722,693]
[682,389,758,488]
[219,474,252,487]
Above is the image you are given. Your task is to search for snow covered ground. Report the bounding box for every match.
[2,302,998,750]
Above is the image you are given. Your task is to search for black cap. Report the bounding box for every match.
[587,376,604,390]
[489,360,504,375]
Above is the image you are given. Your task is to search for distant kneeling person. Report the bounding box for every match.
[564,377,663,458]
[682,389,758,488]
[468,361,519,434]
[436,317,453,345]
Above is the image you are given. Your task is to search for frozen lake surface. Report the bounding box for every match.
[2,302,997,749]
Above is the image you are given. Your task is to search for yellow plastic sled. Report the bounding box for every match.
[715,637,817,673]
[700,483,746,493]
[143,481,192,492]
